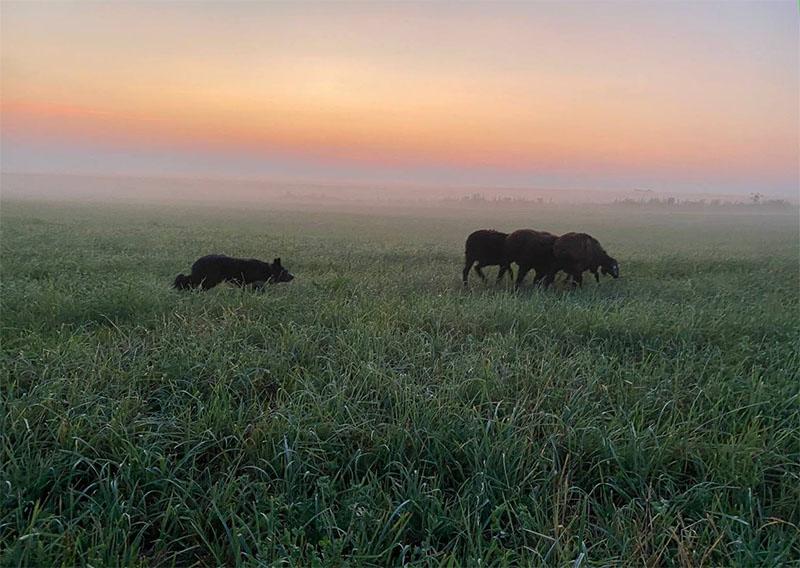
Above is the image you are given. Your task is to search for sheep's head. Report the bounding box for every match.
[601,257,619,278]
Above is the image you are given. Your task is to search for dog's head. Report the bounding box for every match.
[269,258,294,284]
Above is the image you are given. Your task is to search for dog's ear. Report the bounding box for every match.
[273,257,282,267]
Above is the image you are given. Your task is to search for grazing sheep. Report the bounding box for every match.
[462,229,513,286]
[504,229,559,288]
[551,232,619,287]
[173,254,294,291]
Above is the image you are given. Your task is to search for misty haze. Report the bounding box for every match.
[1,1,798,566]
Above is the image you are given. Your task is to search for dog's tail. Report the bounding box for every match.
[173,273,192,290]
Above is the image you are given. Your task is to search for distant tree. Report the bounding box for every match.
[750,192,764,203]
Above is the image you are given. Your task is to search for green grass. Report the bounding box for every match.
[1,199,798,567]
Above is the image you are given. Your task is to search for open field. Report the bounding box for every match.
[1,199,798,566]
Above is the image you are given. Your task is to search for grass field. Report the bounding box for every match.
[1,198,798,567]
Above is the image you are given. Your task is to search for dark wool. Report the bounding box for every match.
[462,229,514,286]
[552,232,619,287]
[504,229,559,288]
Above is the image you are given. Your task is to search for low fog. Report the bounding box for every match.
[3,172,789,212]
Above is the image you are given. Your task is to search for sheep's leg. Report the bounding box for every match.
[496,264,513,284]
[474,263,488,282]
[462,259,473,286]
[572,271,583,288]
[515,264,531,288]
[593,269,600,283]
[532,269,551,287]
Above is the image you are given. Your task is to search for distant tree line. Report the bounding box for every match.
[614,195,795,208]
[442,193,795,208]
[442,193,550,205]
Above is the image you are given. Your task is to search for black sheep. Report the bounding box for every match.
[504,229,559,288]
[462,229,514,286]
[551,232,619,287]
[173,254,294,291]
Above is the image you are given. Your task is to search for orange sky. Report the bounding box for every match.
[1,2,797,195]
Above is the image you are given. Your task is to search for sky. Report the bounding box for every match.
[1,1,798,197]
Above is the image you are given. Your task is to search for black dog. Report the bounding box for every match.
[173,254,294,291]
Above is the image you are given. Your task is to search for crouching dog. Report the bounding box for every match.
[173,254,294,291]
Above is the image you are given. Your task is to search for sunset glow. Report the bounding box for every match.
[2,2,797,195]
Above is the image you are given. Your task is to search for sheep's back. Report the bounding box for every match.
[554,232,607,266]
[506,229,558,264]
[465,229,509,261]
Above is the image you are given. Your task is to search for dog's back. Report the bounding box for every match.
[193,255,271,287]
[174,254,286,290]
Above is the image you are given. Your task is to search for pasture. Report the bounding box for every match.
[1,199,798,566]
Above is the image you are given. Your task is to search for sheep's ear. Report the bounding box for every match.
[273,257,282,267]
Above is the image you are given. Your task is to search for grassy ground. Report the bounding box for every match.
[1,199,798,567]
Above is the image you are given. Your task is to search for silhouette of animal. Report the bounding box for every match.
[173,255,294,291]
[504,229,559,288]
[462,229,513,286]
[551,232,619,287]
